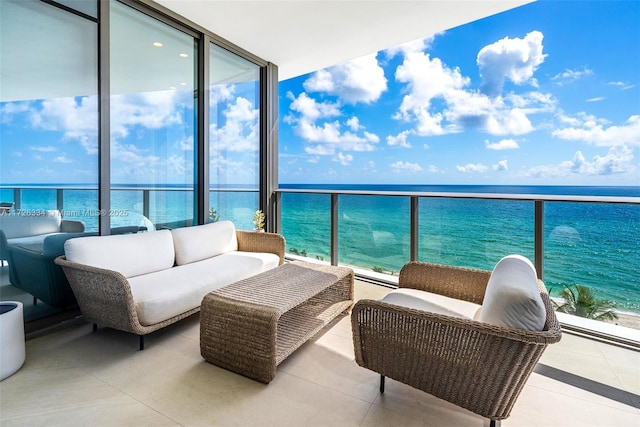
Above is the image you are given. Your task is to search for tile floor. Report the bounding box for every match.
[1,280,639,426]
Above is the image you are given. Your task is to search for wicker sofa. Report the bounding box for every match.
[351,256,562,427]
[55,221,285,349]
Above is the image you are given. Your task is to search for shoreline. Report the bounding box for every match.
[615,311,640,330]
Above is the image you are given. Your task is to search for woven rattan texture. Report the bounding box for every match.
[55,230,286,340]
[352,261,561,422]
[200,261,354,383]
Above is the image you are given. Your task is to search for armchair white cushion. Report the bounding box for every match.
[382,288,481,319]
[478,254,546,331]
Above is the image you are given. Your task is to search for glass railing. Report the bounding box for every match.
[277,187,640,345]
[0,185,259,232]
[2,184,638,344]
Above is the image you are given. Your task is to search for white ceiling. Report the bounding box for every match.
[0,0,533,102]
[155,0,534,81]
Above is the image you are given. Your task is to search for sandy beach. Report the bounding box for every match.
[615,312,640,330]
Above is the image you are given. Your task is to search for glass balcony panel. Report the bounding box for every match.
[338,195,409,274]
[418,198,535,271]
[281,193,331,261]
[545,201,640,316]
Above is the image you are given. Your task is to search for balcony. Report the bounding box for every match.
[0,278,638,426]
[1,184,639,425]
[2,184,639,346]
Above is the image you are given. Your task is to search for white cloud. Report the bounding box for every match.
[586,97,605,102]
[527,145,635,177]
[210,84,235,105]
[393,49,547,137]
[391,161,422,173]
[551,67,593,86]
[477,31,546,97]
[552,114,640,147]
[0,101,30,123]
[428,165,442,173]
[394,52,469,135]
[111,91,184,140]
[346,116,361,131]
[30,145,57,152]
[456,163,489,173]
[384,35,437,58]
[305,144,335,156]
[29,96,99,155]
[303,54,387,104]
[485,138,519,150]
[608,81,635,90]
[333,152,353,166]
[285,92,380,155]
[178,136,193,151]
[386,130,412,148]
[286,92,340,122]
[207,96,261,155]
[53,155,73,164]
[493,159,508,171]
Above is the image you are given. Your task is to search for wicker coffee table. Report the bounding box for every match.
[200,260,354,383]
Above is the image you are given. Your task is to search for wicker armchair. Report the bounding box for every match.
[351,261,562,427]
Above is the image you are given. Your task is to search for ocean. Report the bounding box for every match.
[279,185,640,314]
[2,184,639,314]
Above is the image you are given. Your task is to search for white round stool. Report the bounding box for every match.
[0,301,25,381]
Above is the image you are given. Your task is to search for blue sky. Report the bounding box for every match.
[278,0,640,186]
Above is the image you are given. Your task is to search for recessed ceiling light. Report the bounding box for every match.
[153,42,163,47]
[179,53,189,58]
[180,82,187,86]
[169,86,176,90]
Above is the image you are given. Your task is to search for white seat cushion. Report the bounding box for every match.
[382,288,481,319]
[64,230,175,278]
[171,221,238,266]
[127,250,280,325]
[478,254,546,331]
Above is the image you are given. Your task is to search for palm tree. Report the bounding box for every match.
[553,284,618,322]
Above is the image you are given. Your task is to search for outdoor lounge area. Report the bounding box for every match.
[1,270,639,426]
[1,0,639,425]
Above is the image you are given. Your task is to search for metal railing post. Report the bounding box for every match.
[410,195,419,262]
[13,188,21,211]
[535,200,544,279]
[331,193,338,266]
[143,189,150,220]
[57,189,64,213]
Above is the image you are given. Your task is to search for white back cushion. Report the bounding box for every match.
[64,230,175,278]
[171,221,238,266]
[0,210,62,238]
[479,254,546,331]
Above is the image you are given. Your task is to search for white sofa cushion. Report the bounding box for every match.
[171,220,238,266]
[64,230,175,278]
[382,288,481,319]
[0,210,62,238]
[478,254,546,331]
[127,250,280,325]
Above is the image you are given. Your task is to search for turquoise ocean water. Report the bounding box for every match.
[2,184,639,314]
[280,185,640,314]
